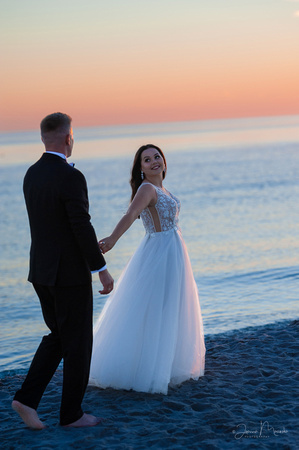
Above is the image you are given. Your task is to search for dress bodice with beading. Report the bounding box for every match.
[139,183,180,234]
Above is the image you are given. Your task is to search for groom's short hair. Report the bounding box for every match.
[40,112,72,139]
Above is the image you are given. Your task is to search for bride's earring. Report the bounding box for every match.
[141,171,144,180]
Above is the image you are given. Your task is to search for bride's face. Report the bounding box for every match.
[140,148,165,179]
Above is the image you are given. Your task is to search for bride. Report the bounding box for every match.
[89,144,205,394]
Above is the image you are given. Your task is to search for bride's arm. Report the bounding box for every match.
[100,184,156,253]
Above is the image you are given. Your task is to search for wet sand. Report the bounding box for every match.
[1,320,298,449]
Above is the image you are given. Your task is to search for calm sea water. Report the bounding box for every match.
[0,116,299,375]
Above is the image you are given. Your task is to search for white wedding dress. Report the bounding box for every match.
[89,183,205,394]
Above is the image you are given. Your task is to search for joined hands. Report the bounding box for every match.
[99,236,115,254]
[98,237,115,294]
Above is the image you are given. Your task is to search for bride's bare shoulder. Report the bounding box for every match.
[136,183,157,204]
[137,182,157,193]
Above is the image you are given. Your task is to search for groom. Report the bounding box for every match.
[12,112,114,429]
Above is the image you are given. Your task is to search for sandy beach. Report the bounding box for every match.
[1,319,298,449]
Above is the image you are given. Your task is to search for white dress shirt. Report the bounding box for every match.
[46,151,67,160]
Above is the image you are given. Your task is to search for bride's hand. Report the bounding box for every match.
[99,236,115,254]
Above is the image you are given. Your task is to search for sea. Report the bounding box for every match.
[0,115,298,377]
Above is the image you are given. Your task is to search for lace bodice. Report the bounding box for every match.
[139,183,180,234]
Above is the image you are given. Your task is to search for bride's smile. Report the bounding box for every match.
[141,148,165,180]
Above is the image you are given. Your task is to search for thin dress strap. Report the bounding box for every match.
[138,182,156,189]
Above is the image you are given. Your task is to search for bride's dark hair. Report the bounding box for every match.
[130,144,167,202]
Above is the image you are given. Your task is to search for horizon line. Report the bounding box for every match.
[1,113,299,135]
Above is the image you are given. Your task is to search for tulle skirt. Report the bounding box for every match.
[89,228,205,394]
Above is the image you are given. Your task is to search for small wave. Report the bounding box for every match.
[201,265,299,286]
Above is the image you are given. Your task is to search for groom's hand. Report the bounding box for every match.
[98,269,114,294]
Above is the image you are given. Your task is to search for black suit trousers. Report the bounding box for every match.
[14,282,93,426]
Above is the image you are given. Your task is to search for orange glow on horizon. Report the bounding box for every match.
[1,1,299,132]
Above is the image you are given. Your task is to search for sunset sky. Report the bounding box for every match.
[1,0,299,131]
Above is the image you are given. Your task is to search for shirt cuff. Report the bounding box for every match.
[91,265,107,274]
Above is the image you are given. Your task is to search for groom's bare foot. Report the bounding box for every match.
[12,400,46,430]
[63,413,103,428]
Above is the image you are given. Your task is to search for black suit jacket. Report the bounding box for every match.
[23,152,106,286]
